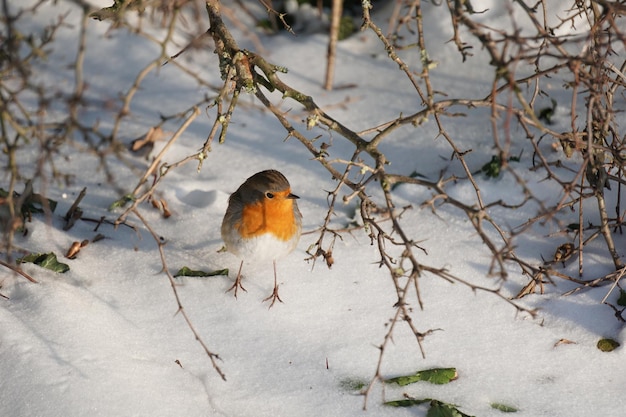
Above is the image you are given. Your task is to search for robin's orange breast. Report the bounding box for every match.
[236,191,298,241]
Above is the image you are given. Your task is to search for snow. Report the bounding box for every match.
[1,1,624,416]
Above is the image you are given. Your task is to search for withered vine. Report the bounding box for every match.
[2,0,625,408]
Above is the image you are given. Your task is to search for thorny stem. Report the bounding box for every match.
[115,106,201,226]
[6,0,625,406]
[202,0,547,408]
[132,208,226,381]
[201,0,626,407]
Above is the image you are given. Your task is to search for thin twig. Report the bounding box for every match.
[131,208,226,381]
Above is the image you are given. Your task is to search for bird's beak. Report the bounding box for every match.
[288,193,299,199]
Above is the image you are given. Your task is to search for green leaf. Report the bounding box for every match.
[338,16,356,41]
[491,403,518,412]
[384,398,431,408]
[566,223,580,231]
[385,368,458,386]
[174,266,228,278]
[481,155,502,178]
[24,192,57,214]
[108,194,135,210]
[617,290,626,307]
[384,398,473,416]
[537,99,557,124]
[0,187,57,215]
[256,19,273,31]
[596,338,620,352]
[478,155,521,178]
[17,252,69,273]
[427,400,474,417]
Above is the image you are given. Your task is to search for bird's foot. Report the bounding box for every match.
[263,284,283,308]
[226,275,247,298]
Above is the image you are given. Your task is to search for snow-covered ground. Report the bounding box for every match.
[1,1,624,416]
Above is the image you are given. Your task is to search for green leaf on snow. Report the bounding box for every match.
[566,223,580,231]
[596,338,620,352]
[384,398,431,407]
[17,252,69,273]
[478,155,521,178]
[0,187,57,216]
[385,368,458,386]
[384,398,473,417]
[537,99,557,124]
[427,400,474,417]
[491,403,518,412]
[108,194,135,210]
[481,155,503,178]
[174,266,228,278]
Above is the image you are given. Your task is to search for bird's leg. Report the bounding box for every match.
[226,260,247,297]
[263,259,283,308]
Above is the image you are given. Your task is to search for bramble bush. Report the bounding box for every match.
[2,0,625,407]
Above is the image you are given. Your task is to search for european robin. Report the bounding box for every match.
[221,170,302,306]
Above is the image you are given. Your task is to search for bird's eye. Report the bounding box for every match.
[265,192,274,199]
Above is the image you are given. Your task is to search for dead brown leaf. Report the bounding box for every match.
[130,126,164,154]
